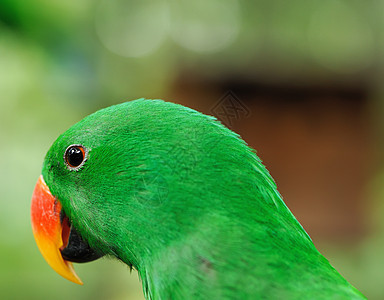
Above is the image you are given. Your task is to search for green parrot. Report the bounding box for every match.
[31,99,365,299]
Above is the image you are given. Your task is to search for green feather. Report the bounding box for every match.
[41,99,365,299]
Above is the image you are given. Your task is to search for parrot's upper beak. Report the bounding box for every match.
[31,176,104,284]
[31,176,83,285]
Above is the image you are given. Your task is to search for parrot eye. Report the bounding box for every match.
[64,145,87,170]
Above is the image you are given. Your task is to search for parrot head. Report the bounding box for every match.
[31,99,251,284]
[30,99,366,299]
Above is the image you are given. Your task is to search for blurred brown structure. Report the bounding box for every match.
[170,72,374,242]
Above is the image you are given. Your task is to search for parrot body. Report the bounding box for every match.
[32,99,365,299]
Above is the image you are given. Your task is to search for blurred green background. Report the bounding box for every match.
[1,0,384,299]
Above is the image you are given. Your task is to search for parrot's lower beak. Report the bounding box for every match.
[31,176,83,285]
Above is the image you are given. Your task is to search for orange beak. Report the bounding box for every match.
[31,175,83,285]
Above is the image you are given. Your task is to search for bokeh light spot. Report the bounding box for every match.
[169,0,240,53]
[307,0,374,73]
[95,0,170,58]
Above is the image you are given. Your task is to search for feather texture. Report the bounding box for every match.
[42,99,365,299]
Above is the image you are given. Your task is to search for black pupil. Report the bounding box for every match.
[67,147,84,167]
